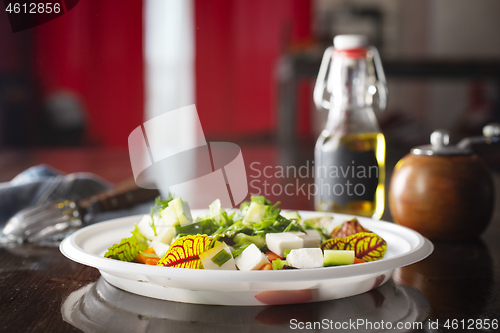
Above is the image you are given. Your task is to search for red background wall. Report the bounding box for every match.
[195,0,312,140]
[1,0,311,147]
[31,1,144,147]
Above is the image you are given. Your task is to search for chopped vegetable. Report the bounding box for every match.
[243,202,267,224]
[354,257,367,264]
[209,199,232,228]
[199,241,236,270]
[145,258,160,265]
[323,250,355,266]
[281,211,301,223]
[211,249,232,267]
[135,247,159,264]
[157,235,217,269]
[300,229,323,248]
[321,232,387,262]
[169,197,193,226]
[137,215,158,240]
[286,248,323,269]
[260,263,273,270]
[233,233,265,249]
[271,259,289,270]
[175,218,219,237]
[234,243,270,271]
[150,240,170,258]
[252,202,305,236]
[302,216,334,237]
[104,225,148,262]
[231,243,252,258]
[250,195,271,205]
[150,194,175,236]
[330,218,371,239]
[265,251,282,262]
[265,232,304,257]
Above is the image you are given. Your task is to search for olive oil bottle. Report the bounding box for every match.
[315,131,385,219]
[313,35,387,219]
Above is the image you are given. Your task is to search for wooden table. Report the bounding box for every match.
[0,145,499,332]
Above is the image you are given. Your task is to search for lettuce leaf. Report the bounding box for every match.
[157,234,217,269]
[175,218,219,237]
[233,233,265,248]
[104,225,148,262]
[252,202,305,236]
[231,242,252,258]
[150,194,175,236]
[302,216,333,238]
[330,218,371,239]
[321,232,387,261]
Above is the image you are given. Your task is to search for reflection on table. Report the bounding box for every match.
[62,277,429,333]
[394,239,495,322]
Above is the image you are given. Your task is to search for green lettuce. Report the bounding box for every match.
[104,225,148,262]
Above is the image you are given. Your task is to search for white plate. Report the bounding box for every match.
[60,211,433,306]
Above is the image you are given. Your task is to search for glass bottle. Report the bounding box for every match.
[313,35,387,220]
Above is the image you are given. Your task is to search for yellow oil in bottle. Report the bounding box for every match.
[315,132,385,220]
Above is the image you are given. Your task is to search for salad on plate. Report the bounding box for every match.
[104,195,387,271]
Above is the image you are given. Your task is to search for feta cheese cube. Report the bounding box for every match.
[199,241,237,270]
[159,206,180,227]
[266,232,304,257]
[299,229,322,248]
[234,244,269,271]
[287,248,324,269]
[168,197,193,226]
[150,240,170,258]
[137,215,156,240]
[152,226,175,245]
[137,214,175,244]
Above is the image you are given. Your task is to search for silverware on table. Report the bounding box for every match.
[2,179,159,243]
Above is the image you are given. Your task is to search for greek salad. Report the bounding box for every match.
[104,195,387,270]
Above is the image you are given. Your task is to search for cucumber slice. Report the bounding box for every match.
[323,250,355,266]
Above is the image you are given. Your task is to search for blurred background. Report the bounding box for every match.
[1,0,499,160]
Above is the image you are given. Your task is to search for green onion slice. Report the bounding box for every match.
[211,249,231,267]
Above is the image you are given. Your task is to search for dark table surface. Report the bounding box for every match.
[0,145,499,333]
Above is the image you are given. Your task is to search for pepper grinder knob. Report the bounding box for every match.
[430,130,450,147]
[483,123,500,138]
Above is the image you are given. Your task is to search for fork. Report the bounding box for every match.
[2,178,159,242]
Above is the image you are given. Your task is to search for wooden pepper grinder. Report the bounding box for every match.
[389,124,499,241]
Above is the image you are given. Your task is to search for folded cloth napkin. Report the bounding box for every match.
[0,165,153,230]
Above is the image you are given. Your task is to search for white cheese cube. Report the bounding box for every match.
[150,240,170,258]
[199,242,237,270]
[137,215,156,240]
[137,214,176,244]
[159,206,179,227]
[234,244,269,271]
[287,248,324,269]
[168,197,193,226]
[299,229,322,248]
[152,226,175,245]
[266,232,304,257]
